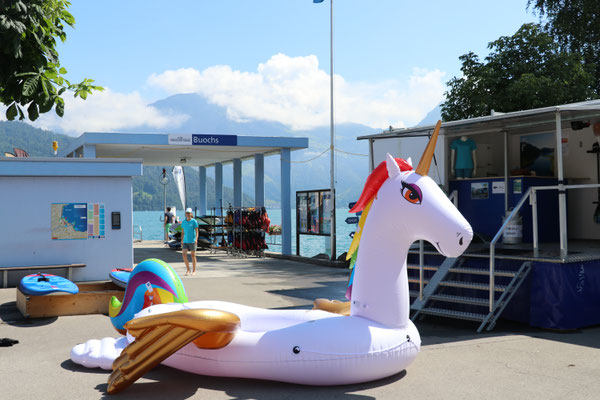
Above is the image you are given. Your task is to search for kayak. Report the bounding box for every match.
[109,268,132,289]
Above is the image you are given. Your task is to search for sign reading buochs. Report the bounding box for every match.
[168,134,237,146]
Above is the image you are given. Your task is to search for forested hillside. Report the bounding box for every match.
[0,122,252,211]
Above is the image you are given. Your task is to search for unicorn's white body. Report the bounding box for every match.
[71,124,473,390]
[73,300,421,385]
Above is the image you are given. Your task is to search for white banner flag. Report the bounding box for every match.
[172,166,186,210]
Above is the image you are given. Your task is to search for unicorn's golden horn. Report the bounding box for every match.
[415,120,441,176]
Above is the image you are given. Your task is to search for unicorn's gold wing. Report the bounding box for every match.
[346,199,374,260]
[107,309,240,394]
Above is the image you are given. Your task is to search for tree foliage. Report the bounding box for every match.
[0,0,102,121]
[529,0,600,93]
[441,23,594,121]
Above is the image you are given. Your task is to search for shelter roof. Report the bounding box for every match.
[60,132,309,167]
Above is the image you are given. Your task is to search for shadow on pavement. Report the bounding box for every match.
[135,247,348,279]
[0,301,57,327]
[89,363,405,400]
[61,359,111,375]
[416,315,600,350]
[269,280,348,303]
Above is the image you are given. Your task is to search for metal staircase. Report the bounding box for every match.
[408,256,532,332]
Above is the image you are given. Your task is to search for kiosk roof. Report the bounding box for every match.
[358,99,600,140]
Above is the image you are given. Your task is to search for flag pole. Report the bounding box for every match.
[329,0,336,261]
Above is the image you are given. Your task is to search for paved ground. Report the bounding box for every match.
[1,241,599,399]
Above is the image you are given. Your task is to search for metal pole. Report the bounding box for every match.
[369,138,375,172]
[531,188,539,257]
[503,130,509,212]
[163,176,167,242]
[489,244,495,312]
[329,0,336,261]
[419,240,424,301]
[555,111,568,259]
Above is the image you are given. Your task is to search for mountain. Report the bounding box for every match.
[135,166,254,212]
[1,93,380,210]
[417,104,442,126]
[147,94,378,208]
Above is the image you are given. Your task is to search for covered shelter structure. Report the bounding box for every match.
[60,132,309,255]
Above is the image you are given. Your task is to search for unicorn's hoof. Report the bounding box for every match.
[70,337,128,370]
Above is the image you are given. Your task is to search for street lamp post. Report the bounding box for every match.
[159,168,170,241]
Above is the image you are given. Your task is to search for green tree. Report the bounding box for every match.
[529,0,600,93]
[0,0,102,121]
[441,23,594,121]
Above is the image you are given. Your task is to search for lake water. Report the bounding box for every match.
[133,208,356,258]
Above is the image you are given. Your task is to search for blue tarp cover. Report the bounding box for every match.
[529,261,600,330]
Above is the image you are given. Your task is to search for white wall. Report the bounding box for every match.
[0,176,133,284]
[507,126,600,240]
[563,127,600,240]
[372,135,446,186]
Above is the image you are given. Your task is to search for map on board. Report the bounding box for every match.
[51,203,88,240]
[87,203,105,239]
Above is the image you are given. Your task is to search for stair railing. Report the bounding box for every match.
[448,190,458,208]
[489,187,532,312]
[418,190,459,301]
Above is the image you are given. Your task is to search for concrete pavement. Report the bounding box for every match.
[1,241,599,399]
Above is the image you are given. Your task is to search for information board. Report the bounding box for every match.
[51,203,88,240]
[296,189,333,237]
[51,202,105,240]
[297,193,308,233]
[321,191,333,235]
[87,203,106,239]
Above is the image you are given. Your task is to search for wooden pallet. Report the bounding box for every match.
[16,281,124,318]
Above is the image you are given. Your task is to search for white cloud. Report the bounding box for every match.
[148,53,445,130]
[32,88,188,135]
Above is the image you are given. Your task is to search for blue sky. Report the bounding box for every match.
[32,0,537,134]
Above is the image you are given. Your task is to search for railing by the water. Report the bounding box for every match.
[133,225,143,242]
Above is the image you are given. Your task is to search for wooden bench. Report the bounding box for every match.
[1,264,86,288]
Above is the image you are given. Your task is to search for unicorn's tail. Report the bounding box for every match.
[109,259,188,334]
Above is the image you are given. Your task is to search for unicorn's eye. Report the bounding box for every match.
[401,181,422,205]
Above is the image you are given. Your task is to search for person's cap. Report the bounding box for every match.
[185,208,193,214]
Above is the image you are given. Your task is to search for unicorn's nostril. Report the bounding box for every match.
[459,237,464,246]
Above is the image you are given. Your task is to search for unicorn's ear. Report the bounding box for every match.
[385,153,400,178]
[406,157,413,167]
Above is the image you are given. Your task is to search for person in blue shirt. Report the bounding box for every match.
[450,136,477,178]
[181,208,199,275]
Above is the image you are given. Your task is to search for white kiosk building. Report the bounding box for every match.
[0,132,308,286]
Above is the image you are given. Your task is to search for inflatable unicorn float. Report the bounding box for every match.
[71,121,473,394]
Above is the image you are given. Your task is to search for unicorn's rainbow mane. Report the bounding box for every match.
[349,157,413,214]
[345,157,414,300]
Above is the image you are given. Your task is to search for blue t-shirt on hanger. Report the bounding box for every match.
[450,138,477,169]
